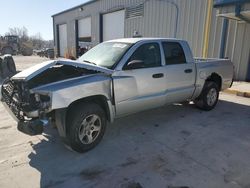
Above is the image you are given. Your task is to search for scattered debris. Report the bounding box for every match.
[28,141,34,146]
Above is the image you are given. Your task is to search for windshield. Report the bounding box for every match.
[78,42,132,69]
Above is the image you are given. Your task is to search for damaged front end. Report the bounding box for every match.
[0,59,113,136]
[1,79,50,135]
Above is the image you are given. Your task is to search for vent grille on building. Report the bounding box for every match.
[126,4,144,19]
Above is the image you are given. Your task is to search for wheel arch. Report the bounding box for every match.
[67,95,113,123]
[205,73,222,91]
[54,94,114,140]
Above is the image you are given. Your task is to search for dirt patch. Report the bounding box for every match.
[154,124,159,127]
[120,157,138,168]
[120,181,143,188]
[180,130,191,137]
[80,167,105,180]
[151,155,177,178]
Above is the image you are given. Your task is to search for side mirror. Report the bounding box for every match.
[125,60,144,70]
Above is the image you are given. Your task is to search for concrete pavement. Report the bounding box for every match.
[0,56,250,188]
[0,93,250,188]
[224,81,250,98]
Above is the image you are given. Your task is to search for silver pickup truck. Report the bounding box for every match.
[0,38,233,152]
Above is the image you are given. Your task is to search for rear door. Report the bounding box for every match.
[162,41,196,103]
[113,42,166,116]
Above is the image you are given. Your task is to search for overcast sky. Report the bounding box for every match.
[0,0,88,40]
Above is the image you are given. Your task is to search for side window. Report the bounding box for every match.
[162,42,186,65]
[125,43,161,69]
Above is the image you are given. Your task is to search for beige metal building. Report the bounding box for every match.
[52,0,250,81]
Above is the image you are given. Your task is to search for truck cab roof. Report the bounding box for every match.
[108,38,186,44]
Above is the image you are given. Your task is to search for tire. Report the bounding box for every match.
[194,81,219,111]
[1,47,13,55]
[67,103,107,153]
[0,57,3,79]
[0,56,12,79]
[3,55,16,74]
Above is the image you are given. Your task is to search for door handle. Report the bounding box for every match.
[152,73,164,78]
[184,69,193,73]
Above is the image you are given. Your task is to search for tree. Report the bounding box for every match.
[4,26,53,50]
[5,26,29,42]
[30,33,44,49]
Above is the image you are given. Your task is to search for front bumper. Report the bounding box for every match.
[2,98,49,135]
[1,80,48,136]
[2,99,48,135]
[17,120,45,136]
[1,80,25,120]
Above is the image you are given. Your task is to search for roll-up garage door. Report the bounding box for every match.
[59,24,67,57]
[78,17,91,42]
[103,10,125,41]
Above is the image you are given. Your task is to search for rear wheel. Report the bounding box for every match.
[194,81,219,111]
[67,103,107,153]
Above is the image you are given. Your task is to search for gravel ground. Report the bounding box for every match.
[0,56,250,188]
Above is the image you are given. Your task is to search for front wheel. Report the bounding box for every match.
[194,81,219,111]
[67,103,107,153]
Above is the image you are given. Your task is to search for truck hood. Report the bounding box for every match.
[12,59,114,81]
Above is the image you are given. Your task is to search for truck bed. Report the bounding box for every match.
[194,57,229,63]
[194,57,234,91]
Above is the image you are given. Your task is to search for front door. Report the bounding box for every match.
[113,42,166,117]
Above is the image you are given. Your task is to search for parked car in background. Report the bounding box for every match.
[36,48,54,59]
[0,38,233,152]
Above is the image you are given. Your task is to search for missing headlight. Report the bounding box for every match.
[40,95,50,102]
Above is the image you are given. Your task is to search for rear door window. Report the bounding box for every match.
[162,42,186,65]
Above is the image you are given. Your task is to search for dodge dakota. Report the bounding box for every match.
[0,38,234,152]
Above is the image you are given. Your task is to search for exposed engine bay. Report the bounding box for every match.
[1,63,98,121]
[28,64,97,88]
